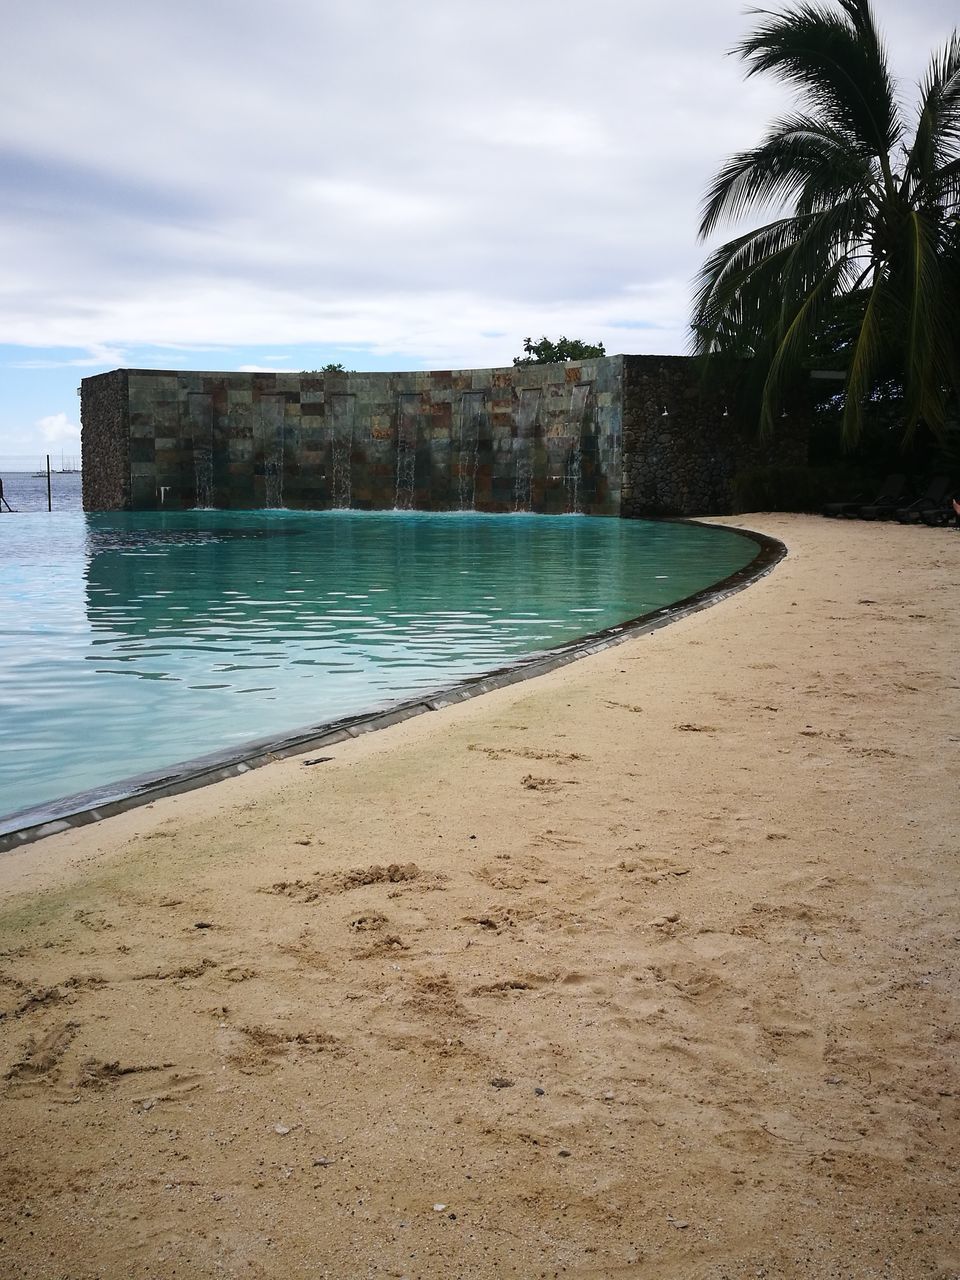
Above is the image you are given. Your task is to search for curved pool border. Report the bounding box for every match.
[0,521,785,852]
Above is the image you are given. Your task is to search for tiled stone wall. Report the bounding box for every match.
[80,357,808,516]
[81,361,622,514]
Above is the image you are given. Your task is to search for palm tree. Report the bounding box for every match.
[692,0,960,444]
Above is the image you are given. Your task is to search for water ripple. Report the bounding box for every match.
[0,509,755,819]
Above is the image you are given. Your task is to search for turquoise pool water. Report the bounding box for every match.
[0,510,756,825]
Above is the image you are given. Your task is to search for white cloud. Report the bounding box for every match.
[0,0,955,455]
[12,343,128,370]
[36,412,81,444]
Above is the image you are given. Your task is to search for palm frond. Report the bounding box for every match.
[738,1,901,157]
[942,221,960,397]
[699,114,876,236]
[842,270,887,442]
[692,220,806,353]
[759,256,849,432]
[694,200,864,358]
[902,210,934,433]
[927,155,960,207]
[899,209,955,436]
[903,32,960,200]
[695,1,958,444]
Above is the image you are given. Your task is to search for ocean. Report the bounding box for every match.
[0,470,83,514]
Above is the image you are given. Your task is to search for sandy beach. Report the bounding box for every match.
[0,513,957,1280]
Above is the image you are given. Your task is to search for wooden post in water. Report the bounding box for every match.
[46,455,52,512]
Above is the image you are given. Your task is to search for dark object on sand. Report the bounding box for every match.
[920,495,960,527]
[822,474,905,519]
[894,476,953,523]
[857,475,912,520]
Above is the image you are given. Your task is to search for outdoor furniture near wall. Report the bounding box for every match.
[822,492,866,517]
[895,476,953,523]
[920,497,959,527]
[855,476,916,519]
[822,474,906,518]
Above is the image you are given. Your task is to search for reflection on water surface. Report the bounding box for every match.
[0,510,756,822]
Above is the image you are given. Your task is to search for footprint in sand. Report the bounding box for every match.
[349,912,389,932]
[224,966,258,983]
[133,1071,206,1108]
[616,854,692,884]
[266,863,445,902]
[470,977,539,996]
[4,1022,78,1082]
[2,981,63,1020]
[228,1025,342,1075]
[462,910,516,932]
[647,960,738,1005]
[402,974,472,1025]
[354,934,410,959]
[132,957,218,982]
[533,829,585,849]
[73,908,114,933]
[75,1058,176,1090]
[473,857,546,891]
[469,744,589,764]
[5,974,108,1021]
[799,728,851,741]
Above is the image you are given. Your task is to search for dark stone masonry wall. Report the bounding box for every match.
[80,356,808,517]
[81,370,130,512]
[620,356,808,517]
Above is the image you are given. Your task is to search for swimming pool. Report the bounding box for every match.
[1,510,759,829]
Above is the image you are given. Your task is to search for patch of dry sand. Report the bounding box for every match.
[0,515,957,1279]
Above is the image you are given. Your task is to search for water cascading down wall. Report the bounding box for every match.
[80,356,807,516]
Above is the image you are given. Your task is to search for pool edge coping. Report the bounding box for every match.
[1,520,786,853]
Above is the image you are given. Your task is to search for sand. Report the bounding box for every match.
[0,513,957,1280]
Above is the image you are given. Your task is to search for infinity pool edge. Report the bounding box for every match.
[1,521,786,853]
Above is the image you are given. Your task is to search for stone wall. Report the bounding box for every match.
[81,356,808,516]
[620,356,808,517]
[82,361,622,515]
[80,369,130,511]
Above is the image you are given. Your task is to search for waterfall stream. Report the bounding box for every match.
[188,392,214,509]
[457,392,484,510]
[257,395,285,508]
[329,394,355,508]
[565,382,592,513]
[513,388,540,511]
[395,394,419,509]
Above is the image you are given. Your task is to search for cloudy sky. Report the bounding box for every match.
[1,0,954,463]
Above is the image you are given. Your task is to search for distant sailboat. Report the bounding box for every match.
[32,454,81,477]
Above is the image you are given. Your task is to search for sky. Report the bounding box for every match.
[1,0,955,465]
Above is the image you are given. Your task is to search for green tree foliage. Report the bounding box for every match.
[692,0,960,444]
[513,336,606,366]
